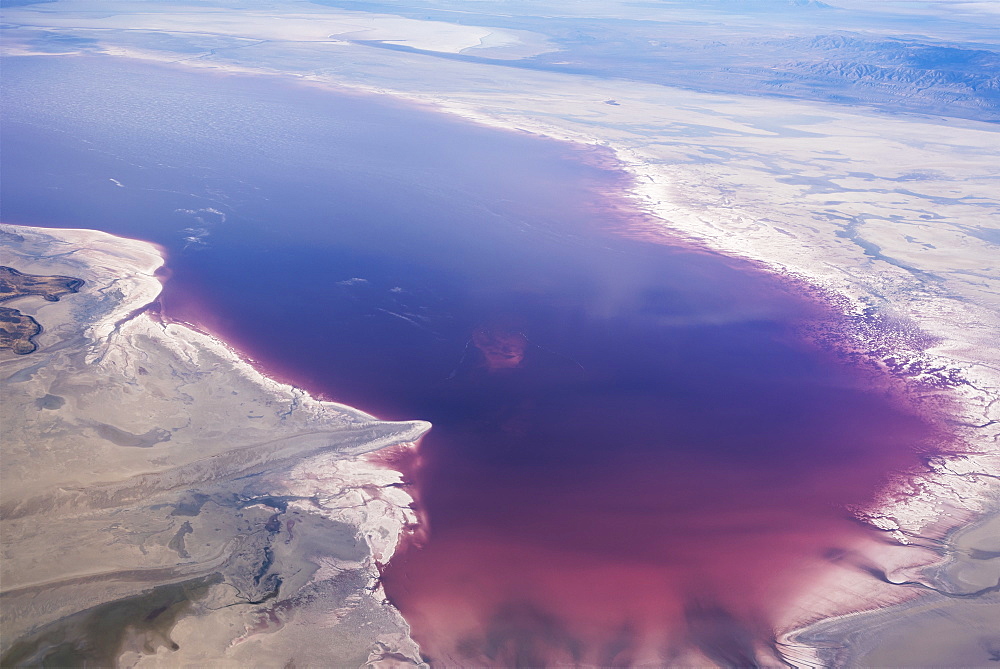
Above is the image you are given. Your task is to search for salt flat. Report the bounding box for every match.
[0,225,428,666]
[2,0,553,58]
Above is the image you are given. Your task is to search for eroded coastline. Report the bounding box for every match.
[0,224,429,666]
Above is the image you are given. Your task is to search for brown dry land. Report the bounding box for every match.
[0,306,42,354]
[0,266,83,354]
[0,265,84,303]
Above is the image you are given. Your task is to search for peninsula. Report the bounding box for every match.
[0,224,429,666]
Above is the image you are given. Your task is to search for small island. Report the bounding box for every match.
[0,266,84,354]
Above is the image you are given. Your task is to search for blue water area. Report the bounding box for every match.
[2,56,943,664]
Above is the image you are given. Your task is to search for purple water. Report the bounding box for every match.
[2,56,947,665]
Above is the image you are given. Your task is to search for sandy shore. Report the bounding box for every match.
[0,224,430,666]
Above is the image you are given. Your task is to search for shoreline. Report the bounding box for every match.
[2,48,997,664]
[205,56,998,659]
[106,47,995,494]
[779,497,1000,666]
[0,223,430,665]
[261,57,1000,640]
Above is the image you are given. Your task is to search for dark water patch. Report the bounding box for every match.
[967,226,1000,246]
[34,393,64,410]
[0,55,953,665]
[168,521,194,559]
[0,574,221,667]
[94,422,172,448]
[168,493,212,517]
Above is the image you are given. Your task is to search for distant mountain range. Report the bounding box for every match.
[309,0,998,120]
[717,34,1000,119]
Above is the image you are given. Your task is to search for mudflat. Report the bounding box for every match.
[0,224,429,666]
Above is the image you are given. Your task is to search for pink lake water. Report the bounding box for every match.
[1,55,950,665]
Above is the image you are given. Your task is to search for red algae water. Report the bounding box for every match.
[378,281,933,665]
[2,56,946,666]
